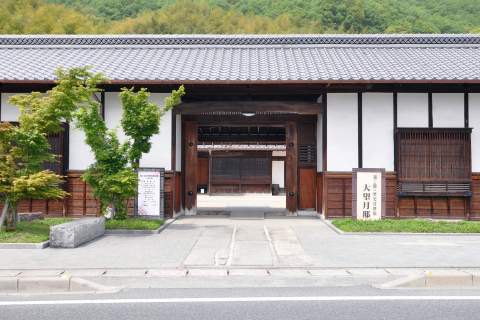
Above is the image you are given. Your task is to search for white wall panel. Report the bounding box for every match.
[432,93,464,128]
[362,93,394,171]
[397,93,428,127]
[327,93,358,171]
[272,160,285,188]
[69,125,95,170]
[470,94,480,172]
[104,92,126,140]
[1,93,21,121]
[104,92,172,170]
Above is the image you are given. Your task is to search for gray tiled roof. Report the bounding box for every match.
[0,34,479,83]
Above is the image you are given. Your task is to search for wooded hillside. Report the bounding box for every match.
[1,0,479,34]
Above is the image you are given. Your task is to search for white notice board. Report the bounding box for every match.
[352,168,385,221]
[137,168,165,218]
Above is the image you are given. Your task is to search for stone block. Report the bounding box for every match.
[425,270,473,287]
[308,269,350,277]
[18,212,44,222]
[0,277,17,293]
[18,277,70,293]
[188,269,228,277]
[50,217,105,248]
[228,269,269,277]
[148,269,188,277]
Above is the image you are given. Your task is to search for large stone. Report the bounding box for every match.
[50,217,105,248]
[18,212,44,222]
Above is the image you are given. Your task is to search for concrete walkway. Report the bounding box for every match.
[2,216,480,271]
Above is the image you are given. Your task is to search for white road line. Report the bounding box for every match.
[2,296,480,306]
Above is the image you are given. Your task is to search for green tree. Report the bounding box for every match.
[75,86,185,220]
[0,68,103,231]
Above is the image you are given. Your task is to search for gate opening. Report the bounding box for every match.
[196,125,287,215]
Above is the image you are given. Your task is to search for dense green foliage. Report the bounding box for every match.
[105,218,164,230]
[0,218,72,243]
[75,73,185,220]
[0,68,102,231]
[332,218,480,233]
[1,0,478,34]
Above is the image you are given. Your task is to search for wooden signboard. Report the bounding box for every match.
[352,168,385,220]
[136,168,165,218]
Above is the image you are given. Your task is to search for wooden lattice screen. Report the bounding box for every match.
[396,128,472,196]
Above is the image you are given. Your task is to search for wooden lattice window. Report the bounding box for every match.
[395,128,471,196]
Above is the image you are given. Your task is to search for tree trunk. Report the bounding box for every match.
[0,198,9,230]
[5,200,17,232]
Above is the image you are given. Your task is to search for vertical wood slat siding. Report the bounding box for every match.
[323,172,397,218]
[0,171,176,218]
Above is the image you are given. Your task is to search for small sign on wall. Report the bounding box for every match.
[352,168,385,220]
[136,168,165,218]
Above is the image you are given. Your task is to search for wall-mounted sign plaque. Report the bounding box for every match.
[352,168,386,221]
[137,168,165,218]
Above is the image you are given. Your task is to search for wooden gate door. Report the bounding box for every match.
[285,121,298,214]
[184,121,198,214]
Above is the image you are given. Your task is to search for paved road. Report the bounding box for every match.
[2,286,480,320]
[3,215,480,270]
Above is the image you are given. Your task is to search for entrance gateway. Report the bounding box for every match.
[178,101,321,216]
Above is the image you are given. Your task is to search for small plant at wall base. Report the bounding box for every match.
[76,85,185,220]
[0,68,104,231]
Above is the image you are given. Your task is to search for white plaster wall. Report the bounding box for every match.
[317,112,323,171]
[69,125,95,170]
[272,160,285,188]
[470,94,480,172]
[0,93,21,121]
[104,92,172,170]
[362,93,394,171]
[327,93,358,171]
[432,93,464,128]
[397,93,428,127]
[104,92,126,141]
[175,114,182,171]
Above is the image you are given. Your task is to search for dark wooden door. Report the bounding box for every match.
[285,121,298,213]
[184,121,198,212]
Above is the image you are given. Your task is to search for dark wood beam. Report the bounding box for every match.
[176,100,322,115]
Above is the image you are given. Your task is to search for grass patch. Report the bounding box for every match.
[0,218,73,243]
[105,218,164,230]
[332,218,480,233]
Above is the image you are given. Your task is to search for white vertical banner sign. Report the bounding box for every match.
[137,168,165,218]
[352,168,385,221]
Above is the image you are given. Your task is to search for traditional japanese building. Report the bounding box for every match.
[1,34,480,219]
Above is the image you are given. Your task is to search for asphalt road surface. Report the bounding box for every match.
[2,286,480,320]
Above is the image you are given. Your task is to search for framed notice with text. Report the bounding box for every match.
[136,168,165,218]
[352,168,386,220]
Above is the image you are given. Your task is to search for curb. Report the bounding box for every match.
[104,217,177,235]
[377,270,480,289]
[0,240,49,249]
[0,275,120,294]
[323,220,480,236]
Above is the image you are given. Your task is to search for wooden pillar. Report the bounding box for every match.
[285,121,298,214]
[184,121,198,214]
